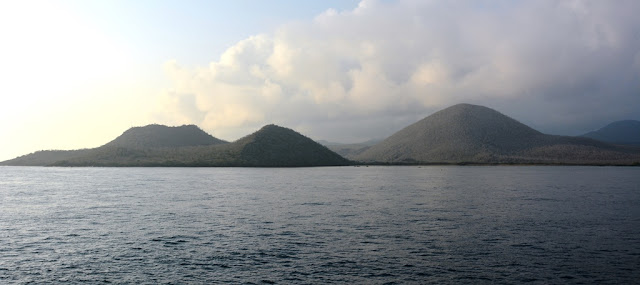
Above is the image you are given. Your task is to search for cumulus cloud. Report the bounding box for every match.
[156,0,640,141]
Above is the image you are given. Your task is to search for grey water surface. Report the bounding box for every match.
[1,166,639,284]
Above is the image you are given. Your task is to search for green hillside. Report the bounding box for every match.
[103,124,227,148]
[1,124,350,167]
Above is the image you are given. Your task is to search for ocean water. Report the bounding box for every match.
[1,166,639,284]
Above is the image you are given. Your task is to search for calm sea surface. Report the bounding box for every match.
[1,166,639,284]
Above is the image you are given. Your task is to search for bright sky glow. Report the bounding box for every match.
[1,0,639,162]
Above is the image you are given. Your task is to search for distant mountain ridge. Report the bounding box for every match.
[3,104,640,166]
[354,104,640,165]
[581,120,640,145]
[322,139,382,159]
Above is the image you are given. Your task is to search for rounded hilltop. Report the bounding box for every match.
[0,124,351,167]
[231,124,351,167]
[103,124,227,149]
[355,103,640,165]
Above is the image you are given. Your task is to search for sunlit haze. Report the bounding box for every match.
[1,0,639,161]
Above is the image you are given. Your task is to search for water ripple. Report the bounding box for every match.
[0,166,639,284]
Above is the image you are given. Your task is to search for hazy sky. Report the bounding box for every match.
[1,0,639,161]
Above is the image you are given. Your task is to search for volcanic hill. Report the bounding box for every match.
[1,124,350,167]
[103,124,227,148]
[354,104,640,165]
[229,124,350,167]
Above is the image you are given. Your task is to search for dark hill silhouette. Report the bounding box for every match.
[355,104,640,165]
[581,120,640,145]
[3,109,639,166]
[1,124,350,167]
[230,124,351,166]
[104,124,227,148]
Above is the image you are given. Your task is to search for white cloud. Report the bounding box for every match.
[156,0,640,141]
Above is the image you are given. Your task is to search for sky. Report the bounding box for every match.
[1,0,639,161]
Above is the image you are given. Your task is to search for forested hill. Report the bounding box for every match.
[1,124,350,167]
[231,124,350,167]
[354,104,640,165]
[3,107,639,166]
[103,124,227,148]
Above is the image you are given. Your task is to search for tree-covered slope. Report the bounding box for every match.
[1,124,351,167]
[231,124,351,166]
[0,149,91,166]
[1,124,228,166]
[103,124,227,148]
[3,109,639,166]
